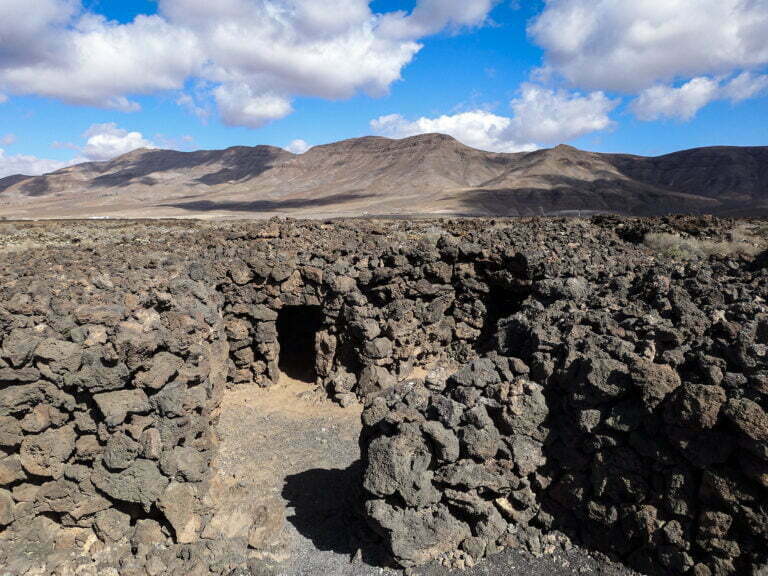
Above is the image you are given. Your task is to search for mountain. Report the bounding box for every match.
[0,134,766,219]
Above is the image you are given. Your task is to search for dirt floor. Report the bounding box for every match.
[211,375,638,576]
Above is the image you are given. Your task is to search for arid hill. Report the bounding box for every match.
[0,133,766,218]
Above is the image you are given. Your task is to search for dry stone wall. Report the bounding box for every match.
[211,219,532,400]
[0,238,229,574]
[361,217,768,576]
[0,215,766,575]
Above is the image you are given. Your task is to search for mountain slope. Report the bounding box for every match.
[0,135,765,219]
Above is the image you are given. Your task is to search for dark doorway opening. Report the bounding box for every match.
[277,305,324,382]
[475,284,530,353]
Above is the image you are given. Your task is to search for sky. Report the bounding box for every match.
[0,0,767,177]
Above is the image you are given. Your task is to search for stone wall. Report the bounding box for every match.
[0,247,229,574]
[1,216,766,575]
[212,219,532,401]
[361,222,768,575]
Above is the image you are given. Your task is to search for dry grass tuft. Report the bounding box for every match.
[645,226,767,260]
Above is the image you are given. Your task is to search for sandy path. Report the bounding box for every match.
[210,376,637,576]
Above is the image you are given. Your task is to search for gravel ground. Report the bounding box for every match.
[212,378,639,576]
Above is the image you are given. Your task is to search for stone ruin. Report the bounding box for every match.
[0,216,766,575]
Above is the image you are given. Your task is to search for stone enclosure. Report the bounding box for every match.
[0,216,766,575]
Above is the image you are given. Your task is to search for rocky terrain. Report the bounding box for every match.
[0,135,767,219]
[0,215,766,576]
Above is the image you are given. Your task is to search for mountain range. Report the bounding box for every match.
[1,133,766,219]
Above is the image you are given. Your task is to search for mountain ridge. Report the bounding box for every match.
[0,134,766,219]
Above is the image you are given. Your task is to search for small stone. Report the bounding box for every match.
[93,389,150,427]
[0,455,26,484]
[134,352,183,390]
[19,425,76,478]
[158,481,199,543]
[102,432,141,470]
[0,488,15,526]
[94,508,132,542]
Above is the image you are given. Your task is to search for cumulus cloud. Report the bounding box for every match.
[631,73,768,121]
[0,10,202,111]
[509,84,616,143]
[0,149,71,178]
[80,123,154,161]
[0,123,188,178]
[529,0,768,93]
[214,85,293,129]
[371,84,616,152]
[372,111,529,152]
[0,0,497,127]
[286,139,310,154]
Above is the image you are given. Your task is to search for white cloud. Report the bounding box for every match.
[80,123,154,161]
[632,78,720,121]
[286,139,310,154]
[529,0,768,93]
[631,73,768,121]
[508,84,616,143]
[0,149,71,178]
[721,71,768,102]
[214,85,293,129]
[0,0,78,67]
[372,111,529,152]
[371,84,616,151]
[0,0,497,127]
[0,94,7,104]
[176,93,210,122]
[0,122,191,178]
[379,0,498,38]
[0,12,202,111]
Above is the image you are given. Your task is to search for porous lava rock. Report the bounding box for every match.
[1,215,766,575]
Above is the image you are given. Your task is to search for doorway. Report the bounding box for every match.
[276,305,324,382]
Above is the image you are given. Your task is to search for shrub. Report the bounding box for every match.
[644,228,766,260]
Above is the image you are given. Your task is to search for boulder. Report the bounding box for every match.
[664,383,726,430]
[461,424,501,460]
[0,416,23,449]
[1,328,39,368]
[0,488,14,526]
[0,455,26,485]
[94,508,132,542]
[364,424,440,507]
[35,338,81,363]
[722,398,768,460]
[421,420,460,463]
[358,365,396,396]
[573,357,632,403]
[366,500,471,567]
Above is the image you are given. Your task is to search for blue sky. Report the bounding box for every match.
[0,0,767,177]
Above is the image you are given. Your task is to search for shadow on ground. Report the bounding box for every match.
[282,461,390,567]
[160,192,375,212]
